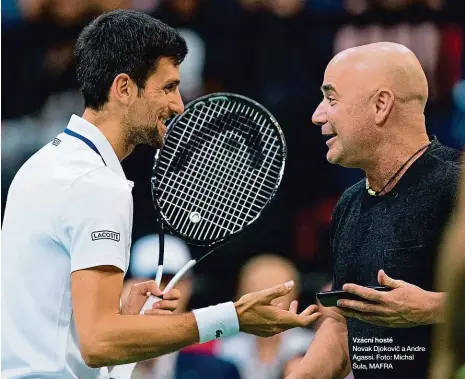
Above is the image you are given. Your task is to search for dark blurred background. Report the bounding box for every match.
[2,0,465,310]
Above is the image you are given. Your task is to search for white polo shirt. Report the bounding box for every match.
[1,115,134,378]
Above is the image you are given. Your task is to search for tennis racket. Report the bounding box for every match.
[109,93,286,379]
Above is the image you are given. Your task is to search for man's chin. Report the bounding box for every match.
[326,150,353,167]
[148,138,164,149]
[326,150,340,165]
[144,127,164,149]
[327,153,360,168]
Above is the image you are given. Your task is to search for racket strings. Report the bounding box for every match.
[162,104,279,233]
[160,102,280,239]
[171,102,281,173]
[161,102,259,235]
[181,102,282,194]
[173,103,277,207]
[186,102,276,238]
[162,101,245,230]
[156,99,284,241]
[177,103,276,216]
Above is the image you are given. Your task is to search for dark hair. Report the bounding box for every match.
[75,10,188,110]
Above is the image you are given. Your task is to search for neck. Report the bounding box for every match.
[82,108,135,161]
[364,133,430,195]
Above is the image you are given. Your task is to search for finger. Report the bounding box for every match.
[162,288,181,300]
[133,280,162,297]
[276,302,284,310]
[144,309,173,316]
[128,280,161,297]
[295,311,321,327]
[289,300,298,314]
[260,281,294,303]
[148,280,163,296]
[154,299,178,312]
[299,304,318,317]
[342,283,384,303]
[378,269,403,289]
[337,299,389,315]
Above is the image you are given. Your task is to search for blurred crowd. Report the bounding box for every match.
[1,1,464,376]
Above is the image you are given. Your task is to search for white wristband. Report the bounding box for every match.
[192,301,240,343]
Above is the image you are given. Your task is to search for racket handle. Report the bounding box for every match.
[140,294,162,314]
[164,259,197,293]
[109,260,197,379]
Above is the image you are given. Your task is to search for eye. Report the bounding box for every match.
[327,97,336,106]
[164,83,177,94]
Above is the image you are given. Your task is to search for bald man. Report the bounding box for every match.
[287,42,462,379]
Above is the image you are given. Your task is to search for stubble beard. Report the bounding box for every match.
[124,122,163,150]
[123,103,164,150]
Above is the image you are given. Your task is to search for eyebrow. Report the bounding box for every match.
[163,79,180,87]
[321,84,339,95]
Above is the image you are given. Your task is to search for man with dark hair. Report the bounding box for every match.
[1,10,320,379]
[287,42,461,379]
[74,10,188,152]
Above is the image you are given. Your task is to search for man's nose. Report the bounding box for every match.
[312,101,327,126]
[171,92,185,116]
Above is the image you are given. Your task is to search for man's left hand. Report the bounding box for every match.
[121,280,181,316]
[337,270,444,327]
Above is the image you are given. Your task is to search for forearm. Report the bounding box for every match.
[84,312,199,367]
[288,317,350,379]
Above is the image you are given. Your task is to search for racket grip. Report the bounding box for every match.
[139,294,162,314]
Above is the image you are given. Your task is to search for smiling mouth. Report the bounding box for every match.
[323,133,337,140]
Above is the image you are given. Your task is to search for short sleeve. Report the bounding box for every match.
[62,168,133,273]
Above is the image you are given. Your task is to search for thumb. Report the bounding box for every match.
[378,270,402,289]
[261,281,294,303]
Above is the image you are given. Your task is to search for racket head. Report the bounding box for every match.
[151,92,287,248]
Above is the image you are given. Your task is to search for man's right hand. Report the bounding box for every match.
[235,280,321,337]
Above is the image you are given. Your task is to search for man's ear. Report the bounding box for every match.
[373,88,395,125]
[110,73,136,105]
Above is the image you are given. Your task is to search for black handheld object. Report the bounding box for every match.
[316,286,391,307]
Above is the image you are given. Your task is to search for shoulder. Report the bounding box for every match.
[68,166,132,197]
[63,167,133,219]
[427,141,462,169]
[423,142,462,194]
[339,179,366,203]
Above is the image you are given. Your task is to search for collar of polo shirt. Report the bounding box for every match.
[66,115,130,183]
